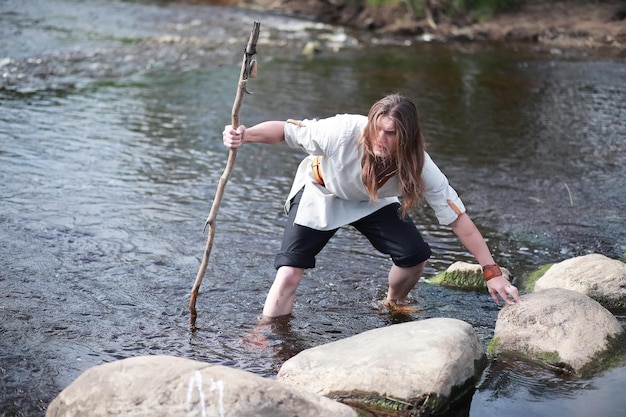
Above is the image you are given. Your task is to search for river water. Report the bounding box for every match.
[1,0,625,416]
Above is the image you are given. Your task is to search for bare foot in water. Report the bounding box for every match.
[373,299,423,315]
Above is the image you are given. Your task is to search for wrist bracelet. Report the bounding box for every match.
[482,264,502,281]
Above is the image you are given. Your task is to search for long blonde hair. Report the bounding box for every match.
[360,94,426,218]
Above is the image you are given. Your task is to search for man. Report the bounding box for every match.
[223,94,520,318]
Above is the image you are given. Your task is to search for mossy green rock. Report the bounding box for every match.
[522,263,553,292]
[431,261,511,290]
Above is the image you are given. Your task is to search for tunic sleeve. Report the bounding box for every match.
[421,152,466,225]
[283,117,335,156]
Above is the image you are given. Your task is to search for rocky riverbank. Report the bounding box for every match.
[212,0,626,53]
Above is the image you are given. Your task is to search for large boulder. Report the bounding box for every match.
[533,253,626,309]
[492,288,624,374]
[277,318,487,416]
[46,355,358,417]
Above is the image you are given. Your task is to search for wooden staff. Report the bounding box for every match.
[189,21,261,327]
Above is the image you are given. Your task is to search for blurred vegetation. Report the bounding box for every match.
[365,0,524,21]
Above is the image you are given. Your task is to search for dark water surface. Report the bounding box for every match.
[1,0,625,416]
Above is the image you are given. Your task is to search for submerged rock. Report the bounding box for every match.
[277,318,487,416]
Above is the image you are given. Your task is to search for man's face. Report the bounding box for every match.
[373,115,398,158]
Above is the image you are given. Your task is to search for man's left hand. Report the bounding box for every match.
[487,275,521,305]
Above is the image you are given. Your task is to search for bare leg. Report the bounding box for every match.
[386,261,426,303]
[262,266,304,317]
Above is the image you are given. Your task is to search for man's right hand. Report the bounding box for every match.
[223,124,246,148]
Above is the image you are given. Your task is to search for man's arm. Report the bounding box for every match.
[223,121,286,148]
[449,212,521,305]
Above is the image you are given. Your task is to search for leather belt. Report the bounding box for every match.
[311,155,324,186]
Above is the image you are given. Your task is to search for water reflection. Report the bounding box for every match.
[472,358,626,417]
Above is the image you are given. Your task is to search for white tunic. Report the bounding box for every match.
[283,114,466,231]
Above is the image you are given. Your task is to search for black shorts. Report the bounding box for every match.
[274,188,432,270]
